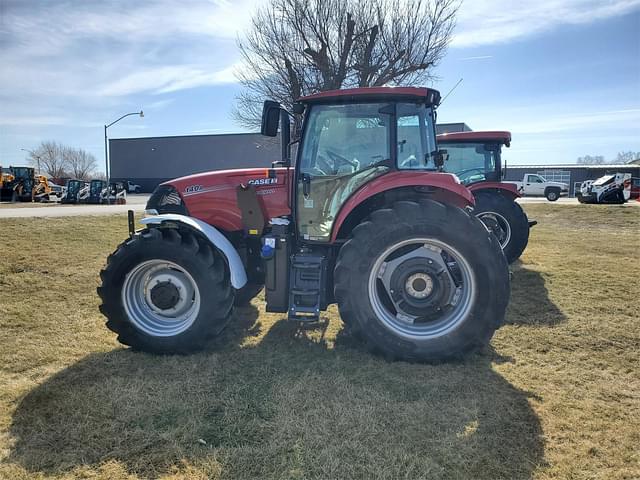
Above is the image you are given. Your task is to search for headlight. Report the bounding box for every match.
[146,185,189,215]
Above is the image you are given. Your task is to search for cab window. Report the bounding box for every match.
[440,142,497,185]
[396,103,437,170]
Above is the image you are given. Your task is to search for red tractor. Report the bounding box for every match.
[98,87,510,362]
[437,131,535,263]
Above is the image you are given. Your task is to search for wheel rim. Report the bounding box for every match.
[367,238,476,340]
[548,192,557,200]
[122,260,200,337]
[476,211,512,248]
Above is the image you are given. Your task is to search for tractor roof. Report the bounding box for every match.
[437,131,512,147]
[298,87,441,106]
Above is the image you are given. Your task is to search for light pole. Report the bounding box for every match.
[21,148,42,174]
[104,110,144,184]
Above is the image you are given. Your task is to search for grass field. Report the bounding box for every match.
[0,205,638,479]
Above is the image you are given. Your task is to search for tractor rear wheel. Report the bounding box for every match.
[474,192,530,264]
[98,227,234,353]
[334,200,510,362]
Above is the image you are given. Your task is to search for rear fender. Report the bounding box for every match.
[468,182,520,200]
[331,172,475,242]
[140,214,248,289]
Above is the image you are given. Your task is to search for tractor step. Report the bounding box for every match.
[288,252,327,322]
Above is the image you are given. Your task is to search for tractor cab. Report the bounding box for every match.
[262,87,445,243]
[437,131,511,186]
[88,179,108,204]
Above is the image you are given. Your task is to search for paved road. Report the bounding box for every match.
[0,195,150,219]
[1,194,637,219]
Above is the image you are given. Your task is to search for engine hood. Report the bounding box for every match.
[163,167,287,196]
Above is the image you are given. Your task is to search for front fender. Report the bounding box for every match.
[140,214,248,289]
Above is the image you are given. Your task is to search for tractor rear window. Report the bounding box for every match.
[440,142,498,185]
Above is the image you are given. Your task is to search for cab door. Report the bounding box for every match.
[525,174,545,195]
[296,103,393,242]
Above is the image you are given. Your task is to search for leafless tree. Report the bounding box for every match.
[26,141,97,180]
[235,0,460,128]
[576,155,605,165]
[27,141,68,179]
[64,147,97,180]
[614,151,640,164]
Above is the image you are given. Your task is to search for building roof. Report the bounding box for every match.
[298,87,441,105]
[437,131,511,146]
[505,164,640,170]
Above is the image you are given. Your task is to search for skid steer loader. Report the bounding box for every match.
[577,173,632,204]
[98,87,510,362]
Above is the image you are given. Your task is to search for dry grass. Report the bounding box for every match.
[0,205,638,480]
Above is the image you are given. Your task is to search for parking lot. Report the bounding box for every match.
[0,194,149,218]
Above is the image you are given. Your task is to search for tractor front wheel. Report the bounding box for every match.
[98,227,234,353]
[334,200,510,362]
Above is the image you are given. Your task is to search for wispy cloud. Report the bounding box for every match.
[459,55,494,61]
[453,0,640,47]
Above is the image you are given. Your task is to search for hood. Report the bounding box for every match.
[547,181,568,188]
[163,167,285,196]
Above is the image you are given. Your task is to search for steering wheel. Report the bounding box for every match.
[456,167,486,184]
[325,148,359,173]
[314,154,333,176]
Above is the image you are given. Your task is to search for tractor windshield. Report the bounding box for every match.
[438,142,500,185]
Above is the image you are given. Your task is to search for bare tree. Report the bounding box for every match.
[577,155,605,165]
[235,0,459,128]
[65,147,97,180]
[27,141,68,178]
[614,151,640,164]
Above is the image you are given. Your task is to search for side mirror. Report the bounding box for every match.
[434,149,448,169]
[261,100,281,137]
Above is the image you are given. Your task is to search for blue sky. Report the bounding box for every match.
[1,0,639,170]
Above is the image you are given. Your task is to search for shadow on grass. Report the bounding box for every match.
[506,263,566,326]
[9,305,545,479]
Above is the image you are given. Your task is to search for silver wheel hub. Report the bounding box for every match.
[368,238,476,340]
[122,260,201,337]
[477,211,511,249]
[405,273,434,299]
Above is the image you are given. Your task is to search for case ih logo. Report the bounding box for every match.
[248,178,278,186]
[184,185,203,194]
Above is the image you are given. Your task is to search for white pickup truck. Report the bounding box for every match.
[505,174,569,201]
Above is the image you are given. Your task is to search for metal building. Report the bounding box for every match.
[109,133,280,192]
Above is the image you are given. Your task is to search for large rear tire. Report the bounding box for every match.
[474,192,530,264]
[334,200,510,362]
[98,227,234,353]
